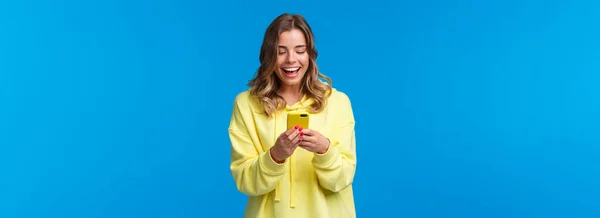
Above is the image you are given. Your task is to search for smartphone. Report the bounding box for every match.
[287,112,310,130]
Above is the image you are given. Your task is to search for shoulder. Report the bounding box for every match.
[233,89,262,111]
[325,87,355,122]
[233,89,251,104]
[328,88,352,106]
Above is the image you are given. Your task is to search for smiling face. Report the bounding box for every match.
[248,13,333,117]
[274,29,310,91]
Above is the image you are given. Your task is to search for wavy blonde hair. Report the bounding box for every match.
[248,13,332,117]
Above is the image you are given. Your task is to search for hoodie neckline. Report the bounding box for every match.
[284,94,314,112]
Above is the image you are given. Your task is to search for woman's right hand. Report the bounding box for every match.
[270,125,304,163]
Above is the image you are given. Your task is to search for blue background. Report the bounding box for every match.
[1,0,599,217]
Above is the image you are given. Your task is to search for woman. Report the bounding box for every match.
[228,13,357,218]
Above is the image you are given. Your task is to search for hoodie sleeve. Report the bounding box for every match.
[312,92,357,192]
[229,94,286,196]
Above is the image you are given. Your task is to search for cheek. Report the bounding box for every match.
[275,57,285,69]
[300,55,310,66]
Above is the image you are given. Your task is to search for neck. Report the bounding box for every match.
[277,85,303,106]
[277,85,302,97]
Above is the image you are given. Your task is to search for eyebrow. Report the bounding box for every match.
[278,45,306,49]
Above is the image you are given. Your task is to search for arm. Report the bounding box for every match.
[229,96,286,196]
[312,94,357,192]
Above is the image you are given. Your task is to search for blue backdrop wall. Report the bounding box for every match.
[1,0,599,217]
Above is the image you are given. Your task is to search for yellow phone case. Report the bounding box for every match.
[287,112,310,130]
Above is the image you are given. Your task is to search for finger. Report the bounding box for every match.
[284,126,299,136]
[288,125,305,140]
[299,135,316,143]
[298,139,314,147]
[302,129,319,136]
[287,129,301,142]
[297,141,307,148]
[291,137,303,147]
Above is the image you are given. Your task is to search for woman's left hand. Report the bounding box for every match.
[298,129,330,154]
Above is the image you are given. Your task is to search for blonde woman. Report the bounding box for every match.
[228,13,357,218]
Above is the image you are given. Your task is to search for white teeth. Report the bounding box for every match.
[284,67,299,71]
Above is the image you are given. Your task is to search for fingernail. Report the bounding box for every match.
[294,125,298,129]
[299,139,302,142]
[300,132,304,136]
[298,127,303,131]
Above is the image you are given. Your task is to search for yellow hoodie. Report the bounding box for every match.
[228,88,357,218]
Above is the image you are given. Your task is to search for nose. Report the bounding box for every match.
[286,52,296,64]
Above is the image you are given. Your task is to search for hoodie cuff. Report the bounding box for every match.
[313,143,340,167]
[260,149,286,175]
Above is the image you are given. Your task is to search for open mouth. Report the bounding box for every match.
[282,67,300,78]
